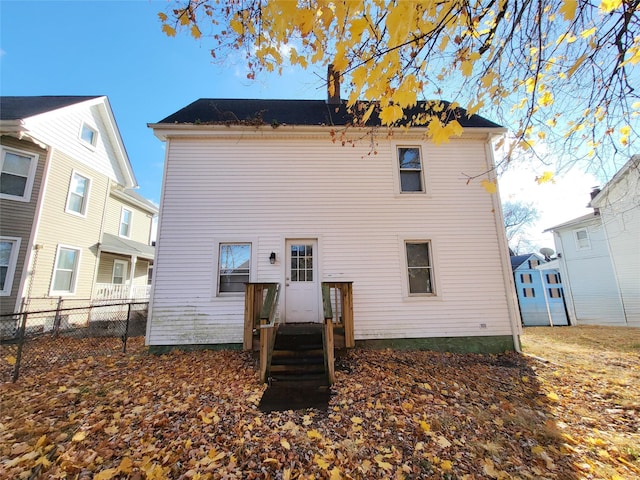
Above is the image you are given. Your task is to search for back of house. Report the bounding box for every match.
[148,94,521,353]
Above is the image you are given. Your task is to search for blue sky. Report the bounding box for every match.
[1,0,600,250]
[0,0,324,204]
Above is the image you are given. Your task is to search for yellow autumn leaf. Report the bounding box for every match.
[538,90,554,107]
[72,431,86,442]
[481,179,497,194]
[531,445,545,455]
[283,468,292,480]
[437,436,452,448]
[379,105,404,125]
[441,459,453,471]
[5,355,16,365]
[546,391,560,401]
[118,457,133,474]
[94,468,117,480]
[57,385,67,392]
[351,416,363,424]
[191,25,201,39]
[600,0,623,13]
[536,171,555,185]
[104,426,118,435]
[580,27,596,39]
[461,60,474,77]
[374,454,393,471]
[157,12,167,22]
[307,429,323,440]
[162,24,177,37]
[419,420,431,432]
[314,454,331,469]
[559,0,577,20]
[330,466,342,480]
[620,125,631,136]
[280,438,291,450]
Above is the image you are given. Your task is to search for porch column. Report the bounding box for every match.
[128,255,137,299]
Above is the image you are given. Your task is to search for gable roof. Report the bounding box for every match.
[156,98,503,129]
[0,96,101,120]
[510,253,544,271]
[544,213,600,232]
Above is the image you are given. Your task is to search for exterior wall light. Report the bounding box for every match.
[269,252,277,264]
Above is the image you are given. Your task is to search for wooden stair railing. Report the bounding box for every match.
[243,283,281,382]
[322,282,355,349]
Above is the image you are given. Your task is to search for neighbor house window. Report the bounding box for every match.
[520,273,533,283]
[406,241,434,294]
[523,288,535,298]
[119,208,132,238]
[528,259,540,268]
[80,123,98,147]
[51,246,81,294]
[549,288,562,298]
[398,147,424,193]
[218,243,251,294]
[0,146,38,202]
[546,273,559,284]
[575,228,590,250]
[112,260,128,285]
[66,171,90,215]
[0,237,21,296]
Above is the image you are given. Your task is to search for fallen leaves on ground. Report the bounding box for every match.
[0,326,638,479]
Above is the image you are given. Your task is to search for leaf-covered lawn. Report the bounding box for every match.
[1,327,639,479]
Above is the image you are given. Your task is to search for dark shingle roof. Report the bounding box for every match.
[0,96,100,120]
[157,99,503,128]
[510,254,532,271]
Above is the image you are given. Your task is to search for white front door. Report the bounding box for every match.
[285,239,320,323]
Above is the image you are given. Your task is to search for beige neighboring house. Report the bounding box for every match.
[0,96,157,319]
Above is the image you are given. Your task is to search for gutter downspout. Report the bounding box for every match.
[485,138,522,353]
[554,232,578,325]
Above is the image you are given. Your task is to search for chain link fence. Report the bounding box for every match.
[0,299,148,382]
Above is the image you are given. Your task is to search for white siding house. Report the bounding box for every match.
[148,98,521,353]
[546,156,640,327]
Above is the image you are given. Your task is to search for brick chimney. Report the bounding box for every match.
[327,64,341,104]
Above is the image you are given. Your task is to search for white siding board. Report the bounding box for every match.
[149,135,514,345]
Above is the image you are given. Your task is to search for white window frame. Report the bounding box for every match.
[0,146,38,202]
[574,228,591,250]
[119,208,132,238]
[0,236,21,296]
[50,245,82,295]
[402,239,437,297]
[79,122,98,148]
[65,170,91,217]
[214,241,254,296]
[396,145,426,194]
[112,259,128,285]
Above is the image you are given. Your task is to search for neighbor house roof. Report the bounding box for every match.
[544,213,600,232]
[156,98,503,129]
[510,254,534,271]
[0,96,101,120]
[100,233,155,260]
[590,154,640,208]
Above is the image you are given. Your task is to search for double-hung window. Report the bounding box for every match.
[575,228,590,250]
[51,246,81,294]
[119,208,132,238]
[66,171,90,216]
[398,146,424,193]
[112,260,128,285]
[218,243,251,294]
[0,237,21,296]
[0,146,38,202]
[405,241,435,295]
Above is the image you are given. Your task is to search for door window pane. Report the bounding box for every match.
[290,244,313,282]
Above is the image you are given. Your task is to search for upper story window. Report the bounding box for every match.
[119,208,132,238]
[66,171,90,216]
[406,241,434,295]
[546,273,559,284]
[397,147,424,193]
[80,122,98,147]
[528,259,540,268]
[218,243,251,294]
[0,237,21,296]
[0,146,38,202]
[51,245,81,294]
[520,273,533,284]
[575,228,591,250]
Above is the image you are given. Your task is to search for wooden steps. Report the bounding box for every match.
[268,323,329,385]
